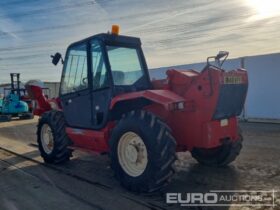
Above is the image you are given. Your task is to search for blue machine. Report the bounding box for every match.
[0,73,32,122]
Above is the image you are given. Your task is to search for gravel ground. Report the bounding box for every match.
[0,118,279,210]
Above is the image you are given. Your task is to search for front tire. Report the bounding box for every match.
[37,110,72,164]
[109,110,176,192]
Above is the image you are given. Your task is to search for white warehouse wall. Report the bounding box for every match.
[149,58,241,80]
[244,53,280,120]
[43,82,60,98]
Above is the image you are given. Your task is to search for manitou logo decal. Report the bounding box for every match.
[166,190,276,207]
[224,76,243,84]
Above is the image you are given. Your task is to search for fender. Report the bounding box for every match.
[110,89,185,111]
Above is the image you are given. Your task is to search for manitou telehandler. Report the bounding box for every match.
[25,25,248,192]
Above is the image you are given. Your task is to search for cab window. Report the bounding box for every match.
[106,46,144,86]
[91,41,109,90]
[61,44,88,95]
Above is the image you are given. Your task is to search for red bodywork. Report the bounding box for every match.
[26,66,248,153]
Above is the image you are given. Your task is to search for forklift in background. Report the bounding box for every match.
[0,73,34,122]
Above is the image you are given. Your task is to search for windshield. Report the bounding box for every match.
[106,46,144,86]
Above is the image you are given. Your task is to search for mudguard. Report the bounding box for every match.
[110,89,185,111]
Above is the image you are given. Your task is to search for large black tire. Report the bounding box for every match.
[109,110,177,193]
[37,110,72,164]
[191,134,243,167]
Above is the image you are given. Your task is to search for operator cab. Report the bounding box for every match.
[55,27,151,96]
[54,26,151,129]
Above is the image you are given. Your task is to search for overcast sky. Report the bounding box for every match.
[0,0,280,83]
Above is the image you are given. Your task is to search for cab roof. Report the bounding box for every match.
[69,33,142,48]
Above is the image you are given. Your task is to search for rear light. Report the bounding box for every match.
[220,119,229,127]
[170,101,185,111]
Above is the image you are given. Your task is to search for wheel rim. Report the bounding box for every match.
[117,131,148,177]
[40,124,54,154]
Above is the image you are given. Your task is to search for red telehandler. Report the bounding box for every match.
[25,25,248,192]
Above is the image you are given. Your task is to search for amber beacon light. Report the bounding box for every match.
[111,25,120,35]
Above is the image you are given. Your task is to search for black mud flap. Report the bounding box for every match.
[213,84,248,120]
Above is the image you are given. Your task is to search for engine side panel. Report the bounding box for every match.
[148,67,248,151]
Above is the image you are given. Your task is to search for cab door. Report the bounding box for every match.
[60,42,92,128]
[89,39,112,129]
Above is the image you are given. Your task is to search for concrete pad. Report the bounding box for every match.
[0,119,280,209]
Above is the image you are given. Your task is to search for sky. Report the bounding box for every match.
[0,0,280,83]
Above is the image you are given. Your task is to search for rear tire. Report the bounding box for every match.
[191,134,243,167]
[37,110,72,164]
[109,110,176,192]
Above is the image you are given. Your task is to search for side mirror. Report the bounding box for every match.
[51,52,63,66]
